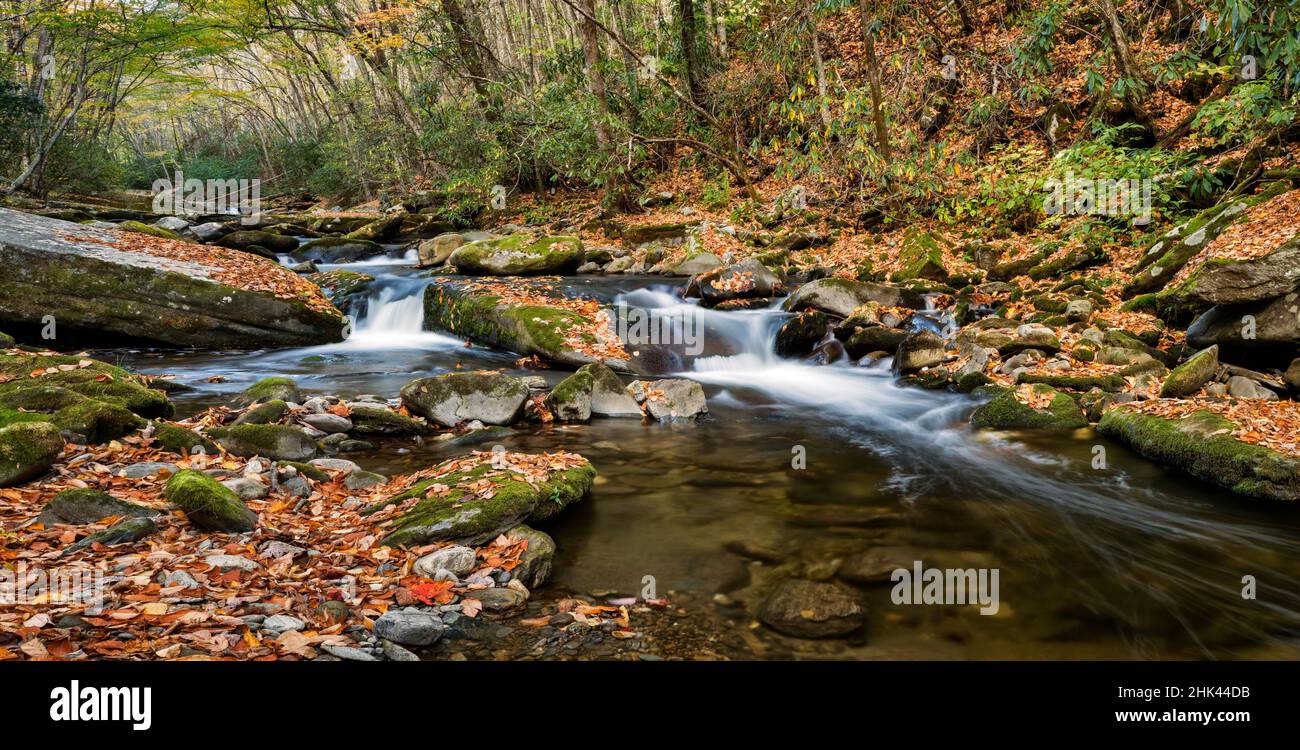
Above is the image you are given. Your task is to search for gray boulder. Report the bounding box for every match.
[400,372,529,427]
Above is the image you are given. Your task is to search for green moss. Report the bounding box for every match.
[348,406,429,436]
[0,406,50,428]
[117,220,181,241]
[238,377,300,405]
[64,516,156,553]
[0,352,173,418]
[373,460,596,547]
[0,331,13,348]
[0,385,88,412]
[1016,372,1127,392]
[164,469,259,531]
[891,230,949,282]
[307,269,375,300]
[450,233,584,275]
[205,424,318,461]
[151,422,218,456]
[970,384,1088,430]
[276,460,330,481]
[0,421,64,486]
[235,399,287,425]
[1097,408,1300,502]
[52,400,146,443]
[40,488,159,525]
[548,369,594,420]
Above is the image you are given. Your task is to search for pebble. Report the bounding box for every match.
[374,609,445,646]
[321,644,379,662]
[310,458,360,474]
[301,413,353,434]
[262,614,306,633]
[164,570,201,589]
[118,462,178,479]
[221,476,268,500]
[204,555,259,572]
[381,640,421,662]
[413,545,478,577]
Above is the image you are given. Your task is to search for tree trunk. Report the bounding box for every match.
[858,0,891,159]
[677,0,704,106]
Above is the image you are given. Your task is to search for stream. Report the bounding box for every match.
[104,249,1300,660]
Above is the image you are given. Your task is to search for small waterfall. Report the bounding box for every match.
[342,278,462,349]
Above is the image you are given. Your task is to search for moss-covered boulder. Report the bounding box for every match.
[150,422,218,456]
[164,469,259,531]
[52,400,146,443]
[234,399,288,425]
[506,524,556,588]
[117,220,181,241]
[423,281,627,368]
[633,378,708,422]
[205,424,319,461]
[547,368,594,422]
[38,488,159,525]
[64,516,157,554]
[621,221,698,247]
[969,385,1088,430]
[449,233,584,276]
[1098,407,1300,502]
[0,421,63,486]
[373,458,596,547]
[217,229,299,254]
[400,372,528,427]
[291,237,384,264]
[0,209,345,348]
[782,277,923,317]
[891,230,950,283]
[347,406,430,435]
[0,331,13,348]
[0,351,173,419]
[1160,345,1219,398]
[343,214,404,242]
[237,377,301,405]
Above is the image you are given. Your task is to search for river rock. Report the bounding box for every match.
[782,277,923,317]
[0,421,63,487]
[413,545,478,577]
[970,385,1088,430]
[374,609,445,646]
[221,476,269,500]
[685,258,782,306]
[838,547,917,586]
[400,372,529,427]
[237,377,301,405]
[234,399,287,425]
[291,237,384,264]
[1187,292,1300,354]
[1286,359,1300,392]
[775,311,829,357]
[633,378,708,422]
[37,488,159,525]
[422,281,628,369]
[165,470,258,532]
[1160,345,1219,398]
[262,614,306,633]
[449,233,583,275]
[370,455,595,547]
[892,331,945,374]
[217,229,299,254]
[758,579,866,638]
[1098,407,1300,502]
[206,424,319,461]
[506,525,555,588]
[343,214,404,242]
[300,413,352,434]
[65,516,156,553]
[0,211,342,347]
[1227,375,1278,400]
[463,587,527,614]
[347,406,428,435]
[673,252,722,276]
[417,233,466,267]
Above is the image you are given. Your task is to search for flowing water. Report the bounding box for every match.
[107,251,1300,660]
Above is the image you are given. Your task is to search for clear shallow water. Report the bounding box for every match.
[109,256,1300,660]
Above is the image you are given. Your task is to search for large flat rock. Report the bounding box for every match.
[0,208,344,348]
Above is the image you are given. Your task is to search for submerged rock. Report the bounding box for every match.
[0,209,344,348]
[237,377,301,405]
[400,372,529,427]
[758,579,866,638]
[632,378,708,422]
[1098,407,1300,502]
